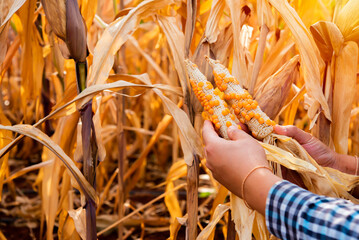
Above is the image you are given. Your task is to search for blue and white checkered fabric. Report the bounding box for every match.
[266,180,359,240]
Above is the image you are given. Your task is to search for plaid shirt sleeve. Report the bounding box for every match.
[265,180,359,240]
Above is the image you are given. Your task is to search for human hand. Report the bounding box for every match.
[274,125,337,169]
[202,120,280,214]
[202,120,269,198]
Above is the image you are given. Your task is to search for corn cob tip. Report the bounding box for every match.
[205,56,221,67]
[184,59,198,72]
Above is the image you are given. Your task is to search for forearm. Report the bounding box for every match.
[243,169,282,215]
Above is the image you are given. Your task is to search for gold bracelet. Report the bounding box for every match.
[241,166,272,209]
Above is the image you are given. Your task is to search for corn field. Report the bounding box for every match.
[1,0,359,239]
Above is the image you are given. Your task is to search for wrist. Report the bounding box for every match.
[243,167,281,215]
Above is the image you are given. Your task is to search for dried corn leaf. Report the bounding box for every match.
[157,15,187,95]
[255,55,299,119]
[68,207,87,240]
[4,160,53,183]
[0,124,97,203]
[88,0,178,86]
[196,204,230,240]
[80,0,98,30]
[184,0,196,57]
[58,211,81,240]
[262,134,359,202]
[154,89,203,165]
[335,0,359,43]
[51,80,180,119]
[18,0,44,120]
[230,194,255,239]
[0,0,27,64]
[0,107,11,201]
[41,0,66,40]
[268,0,331,122]
[310,21,344,61]
[257,29,294,85]
[165,160,186,224]
[257,0,274,28]
[0,0,27,28]
[204,0,225,44]
[332,41,358,154]
[225,0,249,87]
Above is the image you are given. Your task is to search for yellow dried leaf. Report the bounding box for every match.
[196,204,230,240]
[157,15,187,95]
[335,0,359,42]
[154,89,203,165]
[268,0,331,122]
[0,107,11,201]
[88,0,179,86]
[0,124,97,203]
[310,21,344,61]
[332,41,358,154]
[80,0,98,30]
[225,0,249,87]
[204,0,225,44]
[68,207,87,240]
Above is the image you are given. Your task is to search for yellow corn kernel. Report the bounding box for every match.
[198,82,204,87]
[214,88,221,95]
[218,73,226,79]
[226,121,232,127]
[222,109,230,116]
[206,82,213,89]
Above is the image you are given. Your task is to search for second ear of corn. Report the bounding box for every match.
[185,60,240,140]
[206,57,275,140]
[185,58,275,140]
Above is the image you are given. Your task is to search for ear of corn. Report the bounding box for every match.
[184,59,240,139]
[206,56,275,139]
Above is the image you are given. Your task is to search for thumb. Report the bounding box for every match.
[227,126,246,140]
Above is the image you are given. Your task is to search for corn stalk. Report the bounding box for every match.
[42,0,98,239]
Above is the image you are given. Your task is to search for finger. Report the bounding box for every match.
[238,122,249,134]
[274,125,312,145]
[202,120,221,145]
[227,125,248,140]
